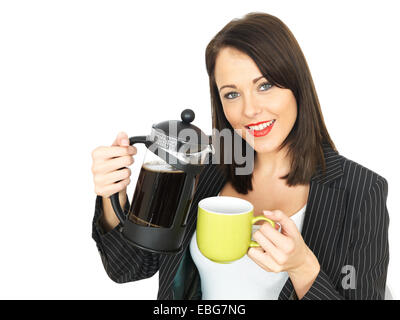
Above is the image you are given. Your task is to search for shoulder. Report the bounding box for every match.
[334,154,390,246]
[337,153,388,194]
[332,153,389,216]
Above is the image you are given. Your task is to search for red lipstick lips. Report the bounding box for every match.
[245,120,274,127]
[245,119,276,138]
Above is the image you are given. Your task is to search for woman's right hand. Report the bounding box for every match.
[91,131,137,198]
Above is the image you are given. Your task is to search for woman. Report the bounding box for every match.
[91,12,389,300]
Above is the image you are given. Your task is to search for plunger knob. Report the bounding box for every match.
[181,109,195,123]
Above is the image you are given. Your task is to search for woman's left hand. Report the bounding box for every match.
[247,209,320,298]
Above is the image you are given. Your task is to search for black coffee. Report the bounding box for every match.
[128,162,187,228]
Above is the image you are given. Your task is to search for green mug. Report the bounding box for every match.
[196,196,275,263]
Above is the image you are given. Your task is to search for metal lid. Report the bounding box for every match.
[145,109,213,173]
[152,109,208,149]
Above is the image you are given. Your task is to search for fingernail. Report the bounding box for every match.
[121,139,129,146]
[263,210,272,215]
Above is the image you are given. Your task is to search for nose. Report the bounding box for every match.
[242,93,262,119]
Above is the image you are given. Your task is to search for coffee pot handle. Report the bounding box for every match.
[110,135,151,225]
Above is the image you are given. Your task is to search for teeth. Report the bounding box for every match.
[248,120,275,131]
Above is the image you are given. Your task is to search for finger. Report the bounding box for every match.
[95,177,130,198]
[247,248,273,272]
[253,230,286,265]
[96,168,131,186]
[112,131,130,147]
[258,222,293,250]
[95,155,134,174]
[247,248,281,273]
[93,146,136,160]
[263,210,298,237]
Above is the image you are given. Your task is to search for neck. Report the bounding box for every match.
[253,145,291,178]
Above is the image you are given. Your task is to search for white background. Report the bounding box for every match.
[0,0,399,299]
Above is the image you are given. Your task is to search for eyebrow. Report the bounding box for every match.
[218,75,266,92]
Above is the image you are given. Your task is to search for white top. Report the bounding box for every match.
[190,193,307,300]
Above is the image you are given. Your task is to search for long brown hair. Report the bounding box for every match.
[205,12,336,194]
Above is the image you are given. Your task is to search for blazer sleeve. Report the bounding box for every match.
[92,195,160,283]
[302,176,390,300]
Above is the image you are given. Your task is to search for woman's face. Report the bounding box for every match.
[214,47,297,155]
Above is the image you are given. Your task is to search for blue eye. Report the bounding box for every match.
[224,92,240,99]
[259,82,273,91]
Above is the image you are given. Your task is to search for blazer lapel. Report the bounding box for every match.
[279,144,346,299]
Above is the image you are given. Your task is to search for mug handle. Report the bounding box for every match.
[249,216,276,248]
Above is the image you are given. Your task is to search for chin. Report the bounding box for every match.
[253,135,285,153]
[253,143,276,154]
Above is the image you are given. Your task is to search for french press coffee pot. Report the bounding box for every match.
[110,109,214,254]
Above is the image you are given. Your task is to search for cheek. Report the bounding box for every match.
[270,91,297,126]
[222,106,241,128]
[283,97,298,127]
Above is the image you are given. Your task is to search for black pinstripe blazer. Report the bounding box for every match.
[92,143,389,300]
